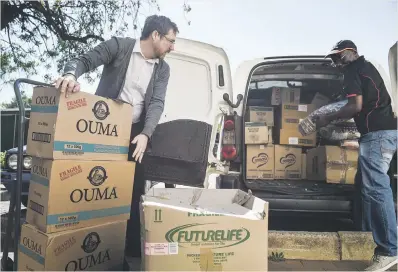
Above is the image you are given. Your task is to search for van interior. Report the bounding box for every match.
[240,59,397,224]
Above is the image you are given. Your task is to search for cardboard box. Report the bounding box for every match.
[249,106,274,126]
[302,153,307,179]
[268,127,274,144]
[280,103,315,130]
[274,145,302,179]
[306,146,358,184]
[245,122,269,144]
[281,103,315,118]
[271,87,300,105]
[27,86,133,160]
[18,221,126,271]
[26,158,135,233]
[279,129,316,147]
[246,144,274,179]
[311,92,331,110]
[140,188,269,271]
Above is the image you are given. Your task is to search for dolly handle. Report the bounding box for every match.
[11,79,54,271]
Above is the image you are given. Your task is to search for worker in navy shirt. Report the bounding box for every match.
[317,40,397,272]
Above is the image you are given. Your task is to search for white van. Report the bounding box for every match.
[144,40,397,225]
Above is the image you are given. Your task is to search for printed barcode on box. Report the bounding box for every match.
[168,242,178,255]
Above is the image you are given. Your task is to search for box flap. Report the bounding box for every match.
[142,188,267,220]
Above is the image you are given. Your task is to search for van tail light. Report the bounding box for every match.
[221,115,238,161]
[222,145,237,160]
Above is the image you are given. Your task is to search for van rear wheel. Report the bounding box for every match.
[217,174,247,191]
[21,196,28,208]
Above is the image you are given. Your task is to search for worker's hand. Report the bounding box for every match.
[54,74,80,98]
[132,134,149,163]
[315,116,330,129]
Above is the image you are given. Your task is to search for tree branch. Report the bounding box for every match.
[6,26,18,64]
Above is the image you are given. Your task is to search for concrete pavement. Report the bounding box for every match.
[126,257,397,271]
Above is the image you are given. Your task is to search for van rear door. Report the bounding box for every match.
[143,38,235,187]
[388,42,397,114]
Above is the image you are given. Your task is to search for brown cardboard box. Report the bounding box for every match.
[26,158,135,233]
[27,86,133,161]
[140,188,269,271]
[279,129,316,147]
[306,146,358,184]
[271,87,300,105]
[246,144,274,179]
[281,103,315,118]
[268,127,274,144]
[18,220,126,271]
[302,153,307,179]
[245,122,269,144]
[249,106,274,126]
[274,145,302,179]
[280,103,315,130]
[311,92,331,110]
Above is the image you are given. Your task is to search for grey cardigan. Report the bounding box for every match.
[63,37,170,139]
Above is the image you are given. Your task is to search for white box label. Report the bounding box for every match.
[289,137,299,145]
[145,242,179,255]
[298,105,308,112]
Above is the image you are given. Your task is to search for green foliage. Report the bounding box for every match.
[0,151,6,169]
[268,251,285,262]
[1,0,191,86]
[1,90,32,109]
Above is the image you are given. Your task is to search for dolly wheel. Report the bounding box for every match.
[1,257,14,271]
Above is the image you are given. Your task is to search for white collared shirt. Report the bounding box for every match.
[119,41,159,123]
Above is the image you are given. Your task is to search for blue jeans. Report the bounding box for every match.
[354,130,397,256]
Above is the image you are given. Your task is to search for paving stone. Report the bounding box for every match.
[338,231,376,261]
[269,231,340,261]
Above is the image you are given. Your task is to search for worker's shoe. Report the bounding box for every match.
[365,254,398,272]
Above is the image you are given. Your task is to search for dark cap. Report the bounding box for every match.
[325,40,358,58]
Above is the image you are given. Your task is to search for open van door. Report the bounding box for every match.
[368,41,397,116]
[388,41,397,115]
[143,38,237,187]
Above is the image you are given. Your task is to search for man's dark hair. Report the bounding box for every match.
[140,15,179,40]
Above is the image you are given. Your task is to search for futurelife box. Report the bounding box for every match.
[140,188,269,271]
[244,122,269,144]
[26,157,135,233]
[27,86,133,160]
[306,146,358,184]
[246,144,274,179]
[18,221,126,271]
[249,106,274,126]
[274,145,302,179]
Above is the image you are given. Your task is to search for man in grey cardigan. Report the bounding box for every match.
[55,15,179,257]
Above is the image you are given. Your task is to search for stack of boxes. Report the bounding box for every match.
[245,106,275,179]
[245,87,358,184]
[18,86,136,271]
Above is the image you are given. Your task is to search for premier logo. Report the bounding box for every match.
[280,154,296,169]
[252,153,269,168]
